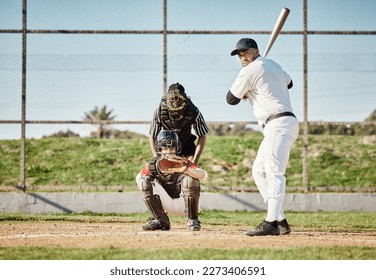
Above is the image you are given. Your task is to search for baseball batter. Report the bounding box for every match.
[226,38,299,236]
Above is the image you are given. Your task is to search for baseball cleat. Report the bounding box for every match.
[186,219,201,231]
[278,219,291,235]
[142,219,170,231]
[244,220,280,236]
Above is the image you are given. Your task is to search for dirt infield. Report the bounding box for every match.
[1,221,376,249]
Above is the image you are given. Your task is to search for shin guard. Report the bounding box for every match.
[143,195,170,225]
[181,176,200,219]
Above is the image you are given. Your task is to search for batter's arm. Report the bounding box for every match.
[226,90,241,105]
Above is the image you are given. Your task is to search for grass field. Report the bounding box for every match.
[1,134,375,191]
[1,211,375,260]
[1,135,375,260]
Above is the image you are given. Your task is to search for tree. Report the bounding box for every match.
[83,105,116,138]
[43,129,80,138]
[365,109,376,122]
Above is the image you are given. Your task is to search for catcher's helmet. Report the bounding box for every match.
[156,130,182,154]
[166,83,187,116]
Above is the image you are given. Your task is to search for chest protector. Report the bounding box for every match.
[149,156,183,198]
[159,98,199,146]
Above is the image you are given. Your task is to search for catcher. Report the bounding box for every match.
[136,130,208,231]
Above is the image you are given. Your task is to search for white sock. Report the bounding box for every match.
[278,209,286,221]
[265,198,282,222]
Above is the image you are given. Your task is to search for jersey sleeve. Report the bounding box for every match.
[284,71,292,85]
[139,163,151,177]
[192,112,209,136]
[229,67,250,99]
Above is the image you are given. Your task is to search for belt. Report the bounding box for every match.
[262,112,296,128]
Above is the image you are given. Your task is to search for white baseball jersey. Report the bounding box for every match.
[230,56,293,126]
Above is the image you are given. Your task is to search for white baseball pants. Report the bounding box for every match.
[136,173,187,216]
[252,116,299,222]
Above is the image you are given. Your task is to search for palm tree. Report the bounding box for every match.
[83,105,116,138]
[365,109,376,122]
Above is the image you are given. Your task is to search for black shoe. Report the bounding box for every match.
[186,219,201,231]
[142,219,170,231]
[278,219,291,235]
[244,220,280,236]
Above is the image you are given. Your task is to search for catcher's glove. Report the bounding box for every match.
[157,154,190,174]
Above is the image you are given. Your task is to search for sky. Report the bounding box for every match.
[1,0,376,139]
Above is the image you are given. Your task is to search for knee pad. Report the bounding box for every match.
[138,176,153,198]
[181,175,200,196]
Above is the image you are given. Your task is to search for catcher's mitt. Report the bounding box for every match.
[157,154,190,174]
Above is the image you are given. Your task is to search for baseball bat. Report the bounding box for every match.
[245,7,290,102]
[263,7,290,57]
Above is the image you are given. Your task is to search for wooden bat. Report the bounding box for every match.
[245,7,290,102]
[263,7,290,57]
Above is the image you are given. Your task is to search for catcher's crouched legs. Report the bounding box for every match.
[138,176,170,231]
[181,175,201,231]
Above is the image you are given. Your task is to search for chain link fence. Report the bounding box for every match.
[1,0,375,191]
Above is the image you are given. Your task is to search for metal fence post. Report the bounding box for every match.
[163,0,167,96]
[303,0,309,193]
[19,0,27,192]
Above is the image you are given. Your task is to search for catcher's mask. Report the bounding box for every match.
[166,83,187,116]
[156,130,182,154]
